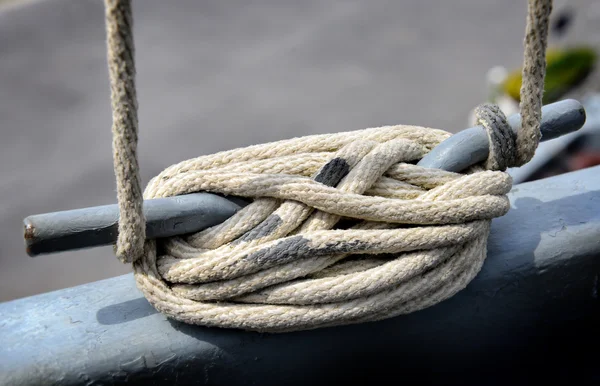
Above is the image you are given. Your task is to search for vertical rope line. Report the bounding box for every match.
[517,0,553,165]
[104,0,145,263]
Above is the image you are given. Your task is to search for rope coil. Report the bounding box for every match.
[103,0,552,332]
[135,127,510,332]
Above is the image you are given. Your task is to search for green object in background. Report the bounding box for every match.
[503,46,597,103]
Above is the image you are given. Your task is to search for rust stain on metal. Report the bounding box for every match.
[24,222,35,240]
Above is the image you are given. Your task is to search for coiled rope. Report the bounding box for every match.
[103,0,552,332]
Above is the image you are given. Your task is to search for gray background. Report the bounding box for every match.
[0,0,597,301]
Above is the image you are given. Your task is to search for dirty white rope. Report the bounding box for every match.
[518,0,553,166]
[104,0,145,263]
[103,0,552,332]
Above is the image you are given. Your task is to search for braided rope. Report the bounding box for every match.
[104,0,145,263]
[517,0,553,166]
[103,0,552,332]
[132,128,512,332]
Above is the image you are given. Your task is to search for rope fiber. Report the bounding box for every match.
[103,0,552,332]
[104,0,145,264]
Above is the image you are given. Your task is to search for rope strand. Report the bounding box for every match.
[103,0,553,332]
[517,0,553,165]
[104,0,145,263]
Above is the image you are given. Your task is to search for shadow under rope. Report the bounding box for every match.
[96,296,158,325]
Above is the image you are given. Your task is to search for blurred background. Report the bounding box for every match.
[1,0,599,302]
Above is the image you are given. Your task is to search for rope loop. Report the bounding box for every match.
[474,103,517,171]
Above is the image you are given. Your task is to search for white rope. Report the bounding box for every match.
[129,128,511,332]
[104,0,145,263]
[103,0,552,332]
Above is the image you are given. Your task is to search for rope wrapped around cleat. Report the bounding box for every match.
[102,0,553,332]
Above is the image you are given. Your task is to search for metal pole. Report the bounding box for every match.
[417,98,586,170]
[24,193,248,256]
[23,99,586,257]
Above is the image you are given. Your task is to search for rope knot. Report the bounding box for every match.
[129,126,513,332]
[474,103,518,171]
